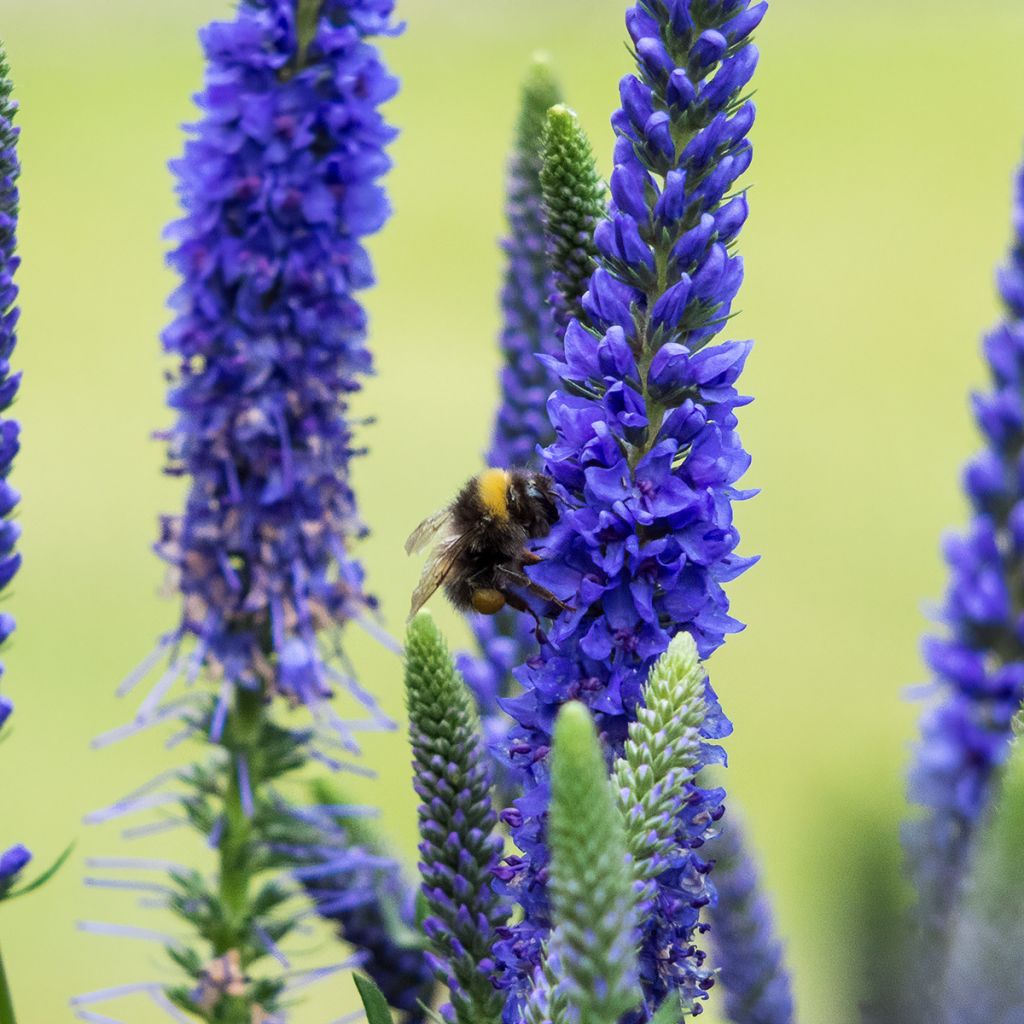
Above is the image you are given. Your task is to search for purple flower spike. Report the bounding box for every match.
[457,61,564,796]
[708,817,795,1024]
[82,6,404,1020]
[156,0,400,714]
[494,1,764,1015]
[907,155,1024,970]
[289,802,436,1022]
[0,44,26,897]
[487,59,563,473]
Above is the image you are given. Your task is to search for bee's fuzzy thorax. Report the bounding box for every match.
[478,468,511,520]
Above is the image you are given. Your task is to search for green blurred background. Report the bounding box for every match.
[2,0,1024,1020]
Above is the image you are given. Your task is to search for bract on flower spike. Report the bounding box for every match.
[494,0,766,1014]
[942,733,1024,1024]
[613,634,794,1023]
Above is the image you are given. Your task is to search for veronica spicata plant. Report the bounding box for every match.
[77,2,403,1020]
[19,0,1024,1019]
[405,612,507,1024]
[292,785,435,1022]
[707,817,794,1024]
[0,42,26,1023]
[906,153,1024,949]
[457,61,564,789]
[0,43,23,903]
[526,702,641,1024]
[494,0,765,1012]
[538,105,606,340]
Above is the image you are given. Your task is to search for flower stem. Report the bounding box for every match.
[203,686,265,1024]
[0,941,16,1024]
[218,687,263,952]
[294,0,324,72]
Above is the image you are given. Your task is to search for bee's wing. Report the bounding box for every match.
[405,505,456,555]
[408,532,471,620]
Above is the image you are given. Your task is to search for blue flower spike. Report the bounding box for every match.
[495,0,765,1012]
[79,3,404,1020]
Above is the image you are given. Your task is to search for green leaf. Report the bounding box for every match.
[6,842,74,901]
[353,975,395,1024]
[649,995,685,1024]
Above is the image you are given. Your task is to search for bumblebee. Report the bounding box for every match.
[405,468,572,631]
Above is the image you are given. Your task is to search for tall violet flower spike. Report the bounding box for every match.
[495,0,765,1014]
[707,817,795,1024]
[79,3,402,1020]
[0,42,26,898]
[155,0,399,717]
[906,154,1024,937]
[458,60,563,785]
[487,57,563,472]
[289,798,436,1022]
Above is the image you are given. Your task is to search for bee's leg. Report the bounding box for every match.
[501,589,548,645]
[471,588,507,615]
[498,565,576,614]
[520,548,543,566]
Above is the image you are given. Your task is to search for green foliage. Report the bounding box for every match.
[405,612,505,1024]
[354,975,397,1024]
[537,702,641,1024]
[160,690,326,1022]
[613,632,707,909]
[539,105,606,329]
[649,995,686,1024]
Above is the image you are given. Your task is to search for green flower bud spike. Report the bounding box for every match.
[405,611,506,1024]
[614,632,708,913]
[539,104,606,337]
[530,702,642,1024]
